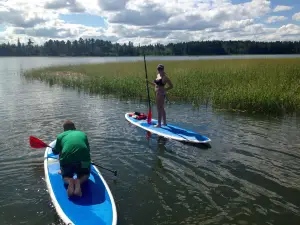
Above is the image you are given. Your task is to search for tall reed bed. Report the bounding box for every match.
[24,58,300,115]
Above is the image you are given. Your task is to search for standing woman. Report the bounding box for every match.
[147,64,173,127]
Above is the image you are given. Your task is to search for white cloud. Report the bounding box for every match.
[152,13,218,31]
[273,5,293,12]
[0,0,57,28]
[12,19,88,38]
[111,24,170,39]
[292,12,300,21]
[44,0,86,13]
[277,24,300,36]
[265,16,287,24]
[0,0,299,45]
[98,0,129,11]
[109,3,170,26]
[219,19,254,31]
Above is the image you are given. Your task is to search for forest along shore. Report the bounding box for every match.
[2,38,300,56]
[23,58,300,116]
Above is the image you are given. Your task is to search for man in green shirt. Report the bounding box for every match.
[53,120,91,197]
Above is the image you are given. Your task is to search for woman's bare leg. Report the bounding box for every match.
[157,108,162,127]
[162,95,166,125]
[156,93,162,127]
[162,108,166,126]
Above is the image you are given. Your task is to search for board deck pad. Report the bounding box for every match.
[125,113,211,143]
[45,142,117,225]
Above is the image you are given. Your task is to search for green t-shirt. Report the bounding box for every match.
[53,130,91,167]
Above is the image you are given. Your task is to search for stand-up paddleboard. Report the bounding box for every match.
[44,140,117,225]
[125,112,211,143]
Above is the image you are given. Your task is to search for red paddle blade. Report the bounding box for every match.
[147,110,152,124]
[29,136,49,148]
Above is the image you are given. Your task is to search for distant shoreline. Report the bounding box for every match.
[1,53,300,58]
[3,38,300,57]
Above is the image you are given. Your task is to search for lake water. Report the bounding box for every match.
[0,56,300,225]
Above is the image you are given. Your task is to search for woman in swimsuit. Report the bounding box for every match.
[147,64,173,128]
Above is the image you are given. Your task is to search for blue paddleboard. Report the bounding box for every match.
[125,112,211,143]
[44,140,117,225]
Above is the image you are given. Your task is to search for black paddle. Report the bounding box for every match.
[91,162,117,176]
[29,136,117,176]
[143,53,152,124]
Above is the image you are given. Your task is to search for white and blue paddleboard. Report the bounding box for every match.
[125,112,211,143]
[44,140,117,225]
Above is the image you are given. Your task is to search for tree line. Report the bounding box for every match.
[1,38,300,56]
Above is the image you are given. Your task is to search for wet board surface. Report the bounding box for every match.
[125,113,211,143]
[44,141,117,225]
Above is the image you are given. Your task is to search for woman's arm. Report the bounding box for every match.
[164,77,173,91]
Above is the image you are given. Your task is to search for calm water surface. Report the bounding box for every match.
[0,56,300,225]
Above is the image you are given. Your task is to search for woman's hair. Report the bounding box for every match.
[157,64,164,70]
[63,120,76,131]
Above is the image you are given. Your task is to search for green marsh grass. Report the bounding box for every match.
[24,58,300,115]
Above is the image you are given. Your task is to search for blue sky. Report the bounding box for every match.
[0,0,300,45]
[59,14,108,28]
[0,25,5,32]
[269,0,300,24]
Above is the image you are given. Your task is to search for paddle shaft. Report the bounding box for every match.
[143,54,151,112]
[92,163,117,176]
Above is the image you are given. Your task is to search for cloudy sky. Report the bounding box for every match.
[0,0,299,45]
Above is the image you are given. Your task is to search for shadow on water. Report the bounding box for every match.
[154,135,212,150]
[156,136,168,153]
[181,140,212,149]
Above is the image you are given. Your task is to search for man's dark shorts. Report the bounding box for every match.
[61,161,90,179]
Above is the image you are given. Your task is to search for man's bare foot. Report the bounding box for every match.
[58,170,61,174]
[74,179,82,197]
[154,124,161,128]
[67,179,75,197]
